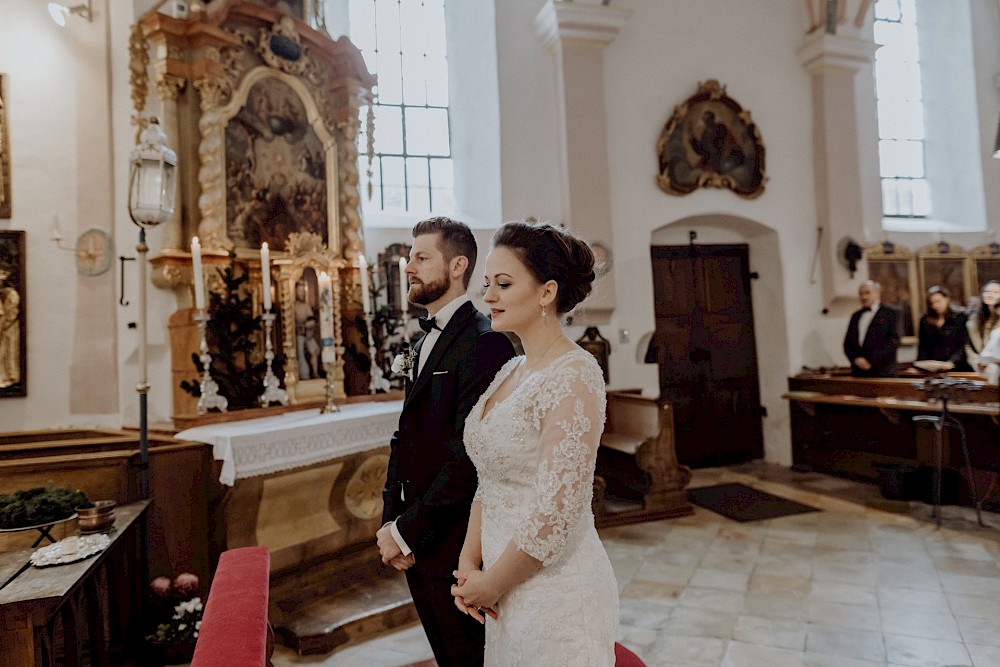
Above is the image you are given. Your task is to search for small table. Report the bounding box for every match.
[0,501,150,667]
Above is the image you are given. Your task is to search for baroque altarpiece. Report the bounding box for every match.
[132,0,375,416]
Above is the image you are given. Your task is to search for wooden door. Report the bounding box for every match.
[649,244,764,467]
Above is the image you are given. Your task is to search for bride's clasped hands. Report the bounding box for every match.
[451,568,499,623]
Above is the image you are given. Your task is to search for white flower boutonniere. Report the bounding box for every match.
[391,347,418,381]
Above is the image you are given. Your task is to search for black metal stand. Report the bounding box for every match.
[913,378,984,529]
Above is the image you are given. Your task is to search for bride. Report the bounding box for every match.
[451,221,619,665]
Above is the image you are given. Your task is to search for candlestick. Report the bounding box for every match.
[194,310,227,414]
[398,256,408,313]
[261,242,271,311]
[359,254,371,315]
[320,357,340,414]
[191,236,205,310]
[260,312,288,407]
[363,307,390,394]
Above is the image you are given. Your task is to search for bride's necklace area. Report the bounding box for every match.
[514,336,565,390]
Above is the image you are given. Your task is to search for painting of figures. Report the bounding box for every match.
[225,77,329,252]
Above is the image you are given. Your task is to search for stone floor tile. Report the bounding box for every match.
[648,635,728,666]
[808,600,882,632]
[744,590,809,620]
[805,625,885,662]
[733,614,806,651]
[678,586,746,613]
[883,633,971,667]
[665,606,737,640]
[947,592,1000,620]
[956,615,1000,649]
[804,654,887,667]
[808,581,878,607]
[689,568,751,592]
[879,606,961,641]
[967,643,1000,667]
[722,640,805,667]
[877,587,949,611]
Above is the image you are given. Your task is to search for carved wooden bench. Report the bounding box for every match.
[594,391,693,527]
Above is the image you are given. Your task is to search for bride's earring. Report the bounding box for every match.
[541,304,547,318]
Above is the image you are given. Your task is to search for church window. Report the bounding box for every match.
[874,0,930,219]
[350,0,454,216]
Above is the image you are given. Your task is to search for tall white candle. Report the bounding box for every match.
[191,236,205,310]
[399,256,408,313]
[318,271,336,365]
[359,254,371,315]
[261,242,272,311]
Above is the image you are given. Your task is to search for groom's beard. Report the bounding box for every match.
[409,274,450,306]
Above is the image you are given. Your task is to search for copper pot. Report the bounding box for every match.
[76,500,116,533]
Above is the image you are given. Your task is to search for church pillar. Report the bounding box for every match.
[534,1,630,324]
[797,31,880,308]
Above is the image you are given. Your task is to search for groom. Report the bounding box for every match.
[377,217,515,667]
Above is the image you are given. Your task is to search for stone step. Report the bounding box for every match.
[274,572,418,656]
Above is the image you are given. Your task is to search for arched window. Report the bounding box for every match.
[874,0,930,219]
[350,0,454,216]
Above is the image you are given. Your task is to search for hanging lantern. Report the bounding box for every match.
[128,118,177,228]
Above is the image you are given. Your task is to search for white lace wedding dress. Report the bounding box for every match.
[465,349,619,666]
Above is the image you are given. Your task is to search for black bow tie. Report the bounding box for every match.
[861,307,872,313]
[418,316,440,333]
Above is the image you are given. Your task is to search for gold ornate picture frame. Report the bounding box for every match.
[916,243,972,310]
[0,230,25,397]
[656,79,767,199]
[0,74,10,219]
[277,233,346,404]
[971,243,1000,291]
[866,243,918,342]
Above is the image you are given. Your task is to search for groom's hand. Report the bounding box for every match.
[376,524,403,564]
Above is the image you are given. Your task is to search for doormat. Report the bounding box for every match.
[687,483,820,522]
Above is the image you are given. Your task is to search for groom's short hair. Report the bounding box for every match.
[412,216,477,289]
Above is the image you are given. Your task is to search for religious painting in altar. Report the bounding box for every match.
[0,74,11,219]
[656,79,766,199]
[225,76,333,253]
[0,230,25,397]
[866,243,918,340]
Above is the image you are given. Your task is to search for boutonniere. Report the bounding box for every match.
[391,347,418,381]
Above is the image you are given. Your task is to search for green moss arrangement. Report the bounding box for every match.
[0,487,90,529]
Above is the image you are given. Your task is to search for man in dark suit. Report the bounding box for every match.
[377,217,515,667]
[843,280,902,377]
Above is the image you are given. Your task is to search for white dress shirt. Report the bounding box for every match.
[858,301,880,346]
[390,295,471,557]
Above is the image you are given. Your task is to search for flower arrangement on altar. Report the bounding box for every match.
[146,572,203,663]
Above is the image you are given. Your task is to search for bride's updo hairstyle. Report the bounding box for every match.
[491,220,596,315]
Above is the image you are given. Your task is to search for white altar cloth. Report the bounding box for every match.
[174,401,403,486]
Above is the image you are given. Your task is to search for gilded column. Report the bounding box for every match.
[155,75,186,250]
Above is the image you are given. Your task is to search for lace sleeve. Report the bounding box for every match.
[514,357,606,566]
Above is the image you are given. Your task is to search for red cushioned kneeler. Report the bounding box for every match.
[191,547,270,667]
[615,642,647,666]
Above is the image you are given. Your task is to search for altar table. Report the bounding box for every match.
[175,401,403,486]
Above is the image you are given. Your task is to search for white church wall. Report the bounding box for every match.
[494,0,831,464]
[0,0,119,431]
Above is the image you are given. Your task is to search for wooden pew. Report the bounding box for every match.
[192,547,274,667]
[595,391,693,527]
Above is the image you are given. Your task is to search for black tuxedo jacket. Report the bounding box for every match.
[843,304,902,377]
[382,300,515,575]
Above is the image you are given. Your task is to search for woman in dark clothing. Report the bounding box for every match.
[917,285,971,371]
